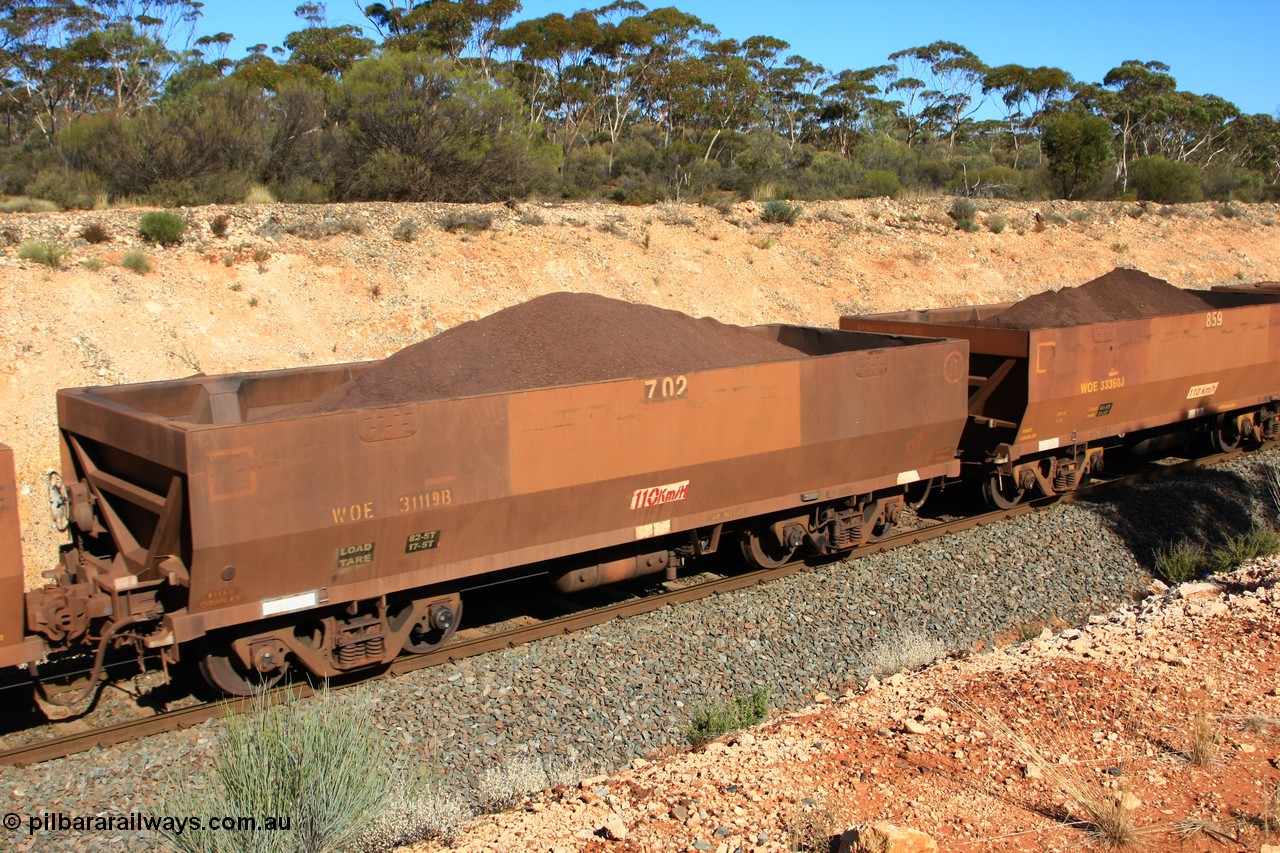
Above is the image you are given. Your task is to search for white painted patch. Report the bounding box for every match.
[1038,438,1060,451]
[261,590,318,618]
[1187,407,1206,419]
[896,469,919,485]
[635,519,672,540]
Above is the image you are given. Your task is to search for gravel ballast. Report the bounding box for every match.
[1,447,1275,852]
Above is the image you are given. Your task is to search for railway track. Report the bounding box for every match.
[0,448,1246,768]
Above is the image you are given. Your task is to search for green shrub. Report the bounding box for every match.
[1209,528,1280,574]
[18,240,66,268]
[760,199,801,225]
[686,687,770,748]
[1155,539,1207,583]
[1201,163,1264,202]
[948,197,978,230]
[138,211,188,246]
[83,257,105,272]
[79,222,111,244]
[161,688,392,853]
[25,168,106,209]
[1129,156,1204,204]
[271,177,332,204]
[439,210,494,232]
[855,169,902,199]
[121,248,152,274]
[987,216,1006,234]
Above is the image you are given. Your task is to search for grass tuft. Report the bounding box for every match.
[1187,710,1220,767]
[1262,781,1280,832]
[975,705,1139,847]
[121,248,152,274]
[354,783,469,850]
[244,184,277,205]
[685,687,770,748]
[18,240,66,268]
[761,199,802,225]
[161,687,391,853]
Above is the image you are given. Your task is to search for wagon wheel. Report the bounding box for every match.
[981,470,1025,510]
[866,515,896,543]
[1208,414,1242,453]
[405,598,463,654]
[198,640,289,696]
[740,524,797,569]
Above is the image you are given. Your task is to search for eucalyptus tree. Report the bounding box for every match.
[2,0,206,143]
[981,63,1072,166]
[364,0,521,77]
[332,50,557,201]
[1041,106,1113,199]
[888,40,987,150]
[1079,59,1178,190]
[814,64,896,155]
[284,2,375,78]
[668,36,759,161]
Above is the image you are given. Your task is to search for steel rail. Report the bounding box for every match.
[0,448,1244,767]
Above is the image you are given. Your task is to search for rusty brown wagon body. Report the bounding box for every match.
[840,292,1280,507]
[16,325,968,690]
[0,445,43,668]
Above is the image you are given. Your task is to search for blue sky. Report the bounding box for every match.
[198,0,1279,116]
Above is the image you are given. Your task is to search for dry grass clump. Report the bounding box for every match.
[859,629,949,680]
[244,183,277,204]
[974,705,1140,846]
[474,754,552,813]
[439,209,494,233]
[1187,709,1221,767]
[784,795,840,852]
[1262,780,1280,833]
[354,785,470,851]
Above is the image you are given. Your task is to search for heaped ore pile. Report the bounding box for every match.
[980,267,1213,328]
[293,292,802,414]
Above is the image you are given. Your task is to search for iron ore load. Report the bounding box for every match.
[841,268,1280,508]
[6,293,968,694]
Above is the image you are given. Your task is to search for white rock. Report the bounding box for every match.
[598,813,627,841]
